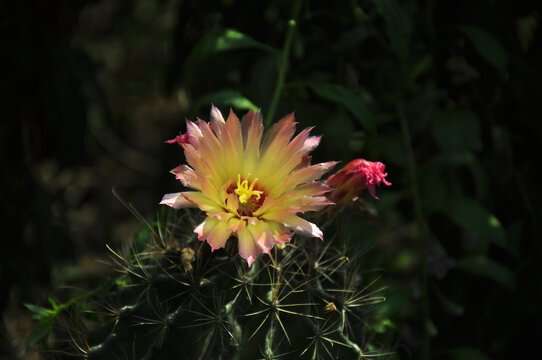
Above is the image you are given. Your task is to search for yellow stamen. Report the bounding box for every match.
[235,174,263,204]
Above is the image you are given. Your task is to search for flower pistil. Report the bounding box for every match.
[234,174,263,204]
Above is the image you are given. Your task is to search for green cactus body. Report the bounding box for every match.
[33,208,386,360]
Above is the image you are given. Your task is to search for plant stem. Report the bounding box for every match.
[397,103,431,360]
[265,0,302,127]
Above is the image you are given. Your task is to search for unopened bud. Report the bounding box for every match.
[326,159,391,206]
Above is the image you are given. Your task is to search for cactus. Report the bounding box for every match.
[57,206,385,360]
[27,108,392,359]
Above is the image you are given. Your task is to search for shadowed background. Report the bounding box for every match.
[1,0,541,359]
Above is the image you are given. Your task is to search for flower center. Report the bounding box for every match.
[234,174,263,204]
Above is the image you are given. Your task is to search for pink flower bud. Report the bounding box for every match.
[326,159,391,206]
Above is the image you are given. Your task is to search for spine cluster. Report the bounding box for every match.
[73,208,384,360]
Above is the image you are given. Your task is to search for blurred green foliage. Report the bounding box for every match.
[2,0,541,359]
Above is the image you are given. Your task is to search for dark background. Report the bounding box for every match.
[1,0,540,359]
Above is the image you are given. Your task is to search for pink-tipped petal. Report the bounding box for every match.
[241,110,264,172]
[160,192,197,209]
[260,112,296,156]
[249,222,275,254]
[210,104,225,124]
[237,228,257,267]
[302,135,322,152]
[228,218,246,233]
[260,205,303,222]
[186,120,203,142]
[292,161,339,184]
[293,155,312,171]
[260,127,316,186]
[208,212,234,222]
[274,161,338,194]
[194,217,219,240]
[295,196,334,212]
[210,105,227,140]
[267,222,292,244]
[225,110,244,158]
[274,232,291,244]
[171,165,200,188]
[294,182,333,197]
[206,221,232,251]
[283,215,323,240]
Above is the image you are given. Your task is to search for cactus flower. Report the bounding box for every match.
[326,159,391,206]
[161,106,337,266]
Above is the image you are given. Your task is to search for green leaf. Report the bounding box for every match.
[458,25,508,77]
[455,255,516,290]
[448,347,492,360]
[308,83,376,134]
[184,29,276,78]
[26,320,53,349]
[47,297,59,310]
[193,90,259,113]
[432,110,481,153]
[445,198,507,251]
[23,303,55,320]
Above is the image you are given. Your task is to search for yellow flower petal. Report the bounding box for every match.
[241,110,263,173]
[260,113,296,155]
[205,220,232,251]
[267,221,292,244]
[224,193,240,215]
[228,217,246,233]
[272,161,338,194]
[194,217,219,240]
[181,192,223,213]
